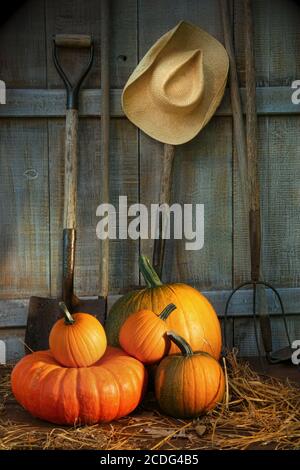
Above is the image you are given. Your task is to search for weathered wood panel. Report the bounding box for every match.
[235,0,300,87]
[0,328,25,363]
[261,116,300,287]
[140,117,233,288]
[0,0,46,87]
[139,134,162,264]
[0,299,28,328]
[233,316,300,357]
[233,116,300,287]
[110,0,137,87]
[108,119,139,292]
[138,0,224,55]
[267,0,300,87]
[165,117,233,288]
[0,119,50,299]
[140,118,233,289]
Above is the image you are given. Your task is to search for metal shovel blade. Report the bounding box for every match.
[267,346,295,364]
[25,295,106,353]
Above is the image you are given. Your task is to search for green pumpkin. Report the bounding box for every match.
[155,332,225,418]
[105,256,222,358]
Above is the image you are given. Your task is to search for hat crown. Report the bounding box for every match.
[150,49,204,114]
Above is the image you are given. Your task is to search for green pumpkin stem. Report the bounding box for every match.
[59,301,75,325]
[167,331,193,356]
[139,255,163,288]
[159,304,176,320]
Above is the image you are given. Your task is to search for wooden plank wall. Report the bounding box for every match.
[1,0,300,360]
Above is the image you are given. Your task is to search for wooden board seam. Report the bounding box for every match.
[1,87,299,117]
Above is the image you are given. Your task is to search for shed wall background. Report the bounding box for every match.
[1,0,300,360]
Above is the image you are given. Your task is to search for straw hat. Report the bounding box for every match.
[122,21,229,145]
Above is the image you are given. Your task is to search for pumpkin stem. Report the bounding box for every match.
[59,301,75,325]
[167,331,193,356]
[159,304,176,320]
[139,255,163,288]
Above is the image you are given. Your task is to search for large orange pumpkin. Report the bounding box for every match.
[49,302,107,368]
[105,256,222,358]
[119,304,176,364]
[11,347,147,425]
[155,332,225,418]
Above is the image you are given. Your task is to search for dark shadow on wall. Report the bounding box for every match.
[0,1,27,26]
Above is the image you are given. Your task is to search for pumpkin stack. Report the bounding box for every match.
[11,302,147,425]
[12,255,225,425]
[115,256,226,419]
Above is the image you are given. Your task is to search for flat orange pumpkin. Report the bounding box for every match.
[11,347,147,425]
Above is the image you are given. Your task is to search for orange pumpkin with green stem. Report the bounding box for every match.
[119,303,176,364]
[49,302,107,367]
[106,256,222,358]
[155,332,225,418]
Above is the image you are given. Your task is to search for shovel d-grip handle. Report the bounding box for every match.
[52,34,94,109]
[54,34,92,48]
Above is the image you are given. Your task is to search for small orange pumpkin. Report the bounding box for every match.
[49,302,107,367]
[119,304,176,364]
[155,332,225,418]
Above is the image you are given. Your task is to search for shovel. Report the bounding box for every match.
[25,34,106,352]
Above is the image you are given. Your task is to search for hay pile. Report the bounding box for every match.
[0,353,300,450]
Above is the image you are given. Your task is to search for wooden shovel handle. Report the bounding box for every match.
[99,0,110,298]
[219,0,248,214]
[245,0,272,354]
[62,228,77,308]
[63,108,78,229]
[245,0,261,281]
[153,144,175,277]
[160,144,175,206]
[53,34,92,48]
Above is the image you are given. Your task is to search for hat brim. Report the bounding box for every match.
[122,21,229,145]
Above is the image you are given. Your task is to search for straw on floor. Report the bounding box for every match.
[0,352,300,450]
